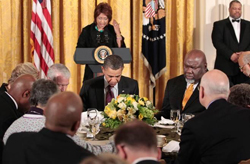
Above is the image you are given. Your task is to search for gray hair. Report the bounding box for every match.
[47,64,71,81]
[29,79,59,107]
[241,54,250,65]
[103,55,124,70]
[228,84,250,108]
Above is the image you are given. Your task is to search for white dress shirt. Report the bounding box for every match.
[229,16,241,43]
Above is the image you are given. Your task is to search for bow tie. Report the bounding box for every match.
[232,19,240,23]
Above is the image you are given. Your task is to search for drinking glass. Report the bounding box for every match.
[170,109,180,132]
[87,108,100,140]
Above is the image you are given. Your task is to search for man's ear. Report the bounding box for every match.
[157,147,162,160]
[22,90,30,98]
[101,66,105,73]
[71,120,80,136]
[116,145,127,160]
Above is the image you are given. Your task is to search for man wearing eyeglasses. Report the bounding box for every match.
[238,53,250,83]
[212,0,250,85]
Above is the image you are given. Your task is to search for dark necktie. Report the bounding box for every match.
[232,19,240,23]
[106,85,114,105]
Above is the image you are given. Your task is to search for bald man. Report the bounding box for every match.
[155,50,207,119]
[3,92,93,164]
[0,74,36,139]
[176,70,250,164]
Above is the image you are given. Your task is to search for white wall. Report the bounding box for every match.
[194,0,250,70]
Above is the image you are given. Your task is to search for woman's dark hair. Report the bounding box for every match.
[94,2,112,24]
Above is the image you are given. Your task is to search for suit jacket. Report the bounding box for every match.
[176,99,250,164]
[155,75,205,119]
[80,76,139,111]
[0,92,21,139]
[0,83,7,93]
[212,18,250,76]
[2,128,93,164]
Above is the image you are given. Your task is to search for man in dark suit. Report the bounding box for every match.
[0,74,36,139]
[115,120,161,164]
[0,74,35,164]
[176,70,250,164]
[155,50,207,119]
[212,0,250,85]
[80,55,139,111]
[3,92,93,164]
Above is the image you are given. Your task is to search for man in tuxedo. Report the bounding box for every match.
[155,50,207,119]
[212,0,250,85]
[114,120,161,164]
[80,55,139,111]
[47,63,71,92]
[3,92,93,164]
[176,70,250,164]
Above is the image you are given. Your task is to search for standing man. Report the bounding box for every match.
[155,50,207,119]
[47,63,71,92]
[80,55,139,111]
[212,0,250,85]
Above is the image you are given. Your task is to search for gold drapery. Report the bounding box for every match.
[0,0,193,110]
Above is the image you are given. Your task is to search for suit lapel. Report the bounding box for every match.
[177,76,188,109]
[183,86,199,111]
[240,20,246,44]
[95,77,105,110]
[226,18,238,43]
[118,77,127,95]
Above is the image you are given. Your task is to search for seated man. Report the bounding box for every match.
[47,63,71,92]
[0,62,39,92]
[228,83,250,109]
[155,50,207,119]
[0,74,35,163]
[3,92,93,164]
[114,120,161,164]
[238,53,250,83]
[3,79,59,143]
[176,70,250,164]
[3,80,114,155]
[80,55,139,111]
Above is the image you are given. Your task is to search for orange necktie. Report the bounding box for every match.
[182,84,194,110]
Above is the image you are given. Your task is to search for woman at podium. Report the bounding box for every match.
[76,2,125,81]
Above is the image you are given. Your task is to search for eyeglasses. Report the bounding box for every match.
[239,63,250,71]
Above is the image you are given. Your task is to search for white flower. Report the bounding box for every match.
[118,102,127,109]
[117,97,126,103]
[132,101,138,110]
[146,101,152,107]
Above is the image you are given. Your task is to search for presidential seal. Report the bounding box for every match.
[94,46,112,64]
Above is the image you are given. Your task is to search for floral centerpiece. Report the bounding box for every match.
[102,94,158,129]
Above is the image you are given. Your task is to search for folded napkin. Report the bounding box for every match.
[81,111,104,126]
[158,116,174,125]
[162,140,180,153]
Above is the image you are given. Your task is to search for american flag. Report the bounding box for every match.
[30,0,54,78]
[145,0,158,18]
